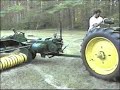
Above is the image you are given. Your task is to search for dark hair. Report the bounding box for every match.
[94,9,102,14]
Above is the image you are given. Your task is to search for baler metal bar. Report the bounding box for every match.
[57,54,81,58]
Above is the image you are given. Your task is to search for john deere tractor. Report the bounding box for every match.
[81,19,120,81]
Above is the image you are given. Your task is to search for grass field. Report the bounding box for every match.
[0,29,120,89]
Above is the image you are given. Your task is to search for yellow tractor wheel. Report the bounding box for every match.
[81,28,120,81]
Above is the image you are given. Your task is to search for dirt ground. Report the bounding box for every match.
[0,29,120,89]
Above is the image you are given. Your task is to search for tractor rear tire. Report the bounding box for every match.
[81,28,120,81]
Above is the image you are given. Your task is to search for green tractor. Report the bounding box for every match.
[81,19,120,81]
[0,19,119,81]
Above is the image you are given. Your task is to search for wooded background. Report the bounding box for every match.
[1,0,119,30]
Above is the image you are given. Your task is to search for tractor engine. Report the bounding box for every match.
[30,37,63,57]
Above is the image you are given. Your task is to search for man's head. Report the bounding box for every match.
[94,9,102,18]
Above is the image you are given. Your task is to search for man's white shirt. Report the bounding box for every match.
[89,15,103,31]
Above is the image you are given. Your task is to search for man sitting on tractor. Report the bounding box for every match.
[88,9,104,31]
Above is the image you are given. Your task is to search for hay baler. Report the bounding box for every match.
[0,29,63,69]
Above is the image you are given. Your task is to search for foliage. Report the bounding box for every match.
[1,0,119,30]
[0,11,8,17]
[46,0,83,14]
[7,5,24,13]
[0,5,24,17]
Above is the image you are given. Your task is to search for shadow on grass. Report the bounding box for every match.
[30,58,58,65]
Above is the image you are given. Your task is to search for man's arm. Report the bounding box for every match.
[93,18,103,27]
[93,23,101,27]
